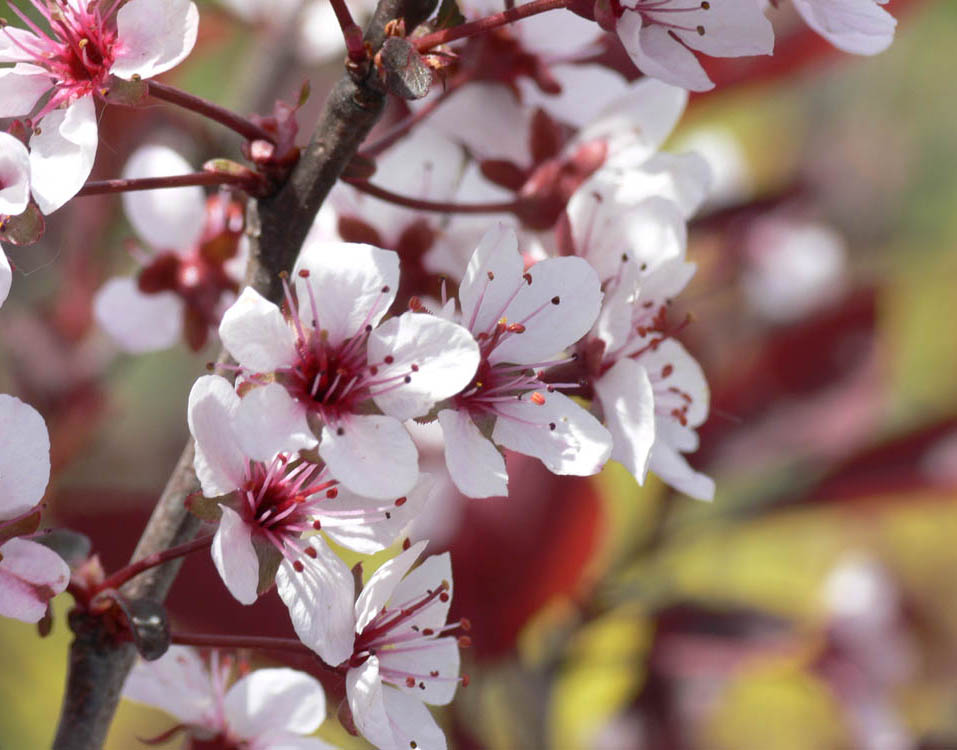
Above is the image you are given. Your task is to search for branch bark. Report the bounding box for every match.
[51,0,435,744]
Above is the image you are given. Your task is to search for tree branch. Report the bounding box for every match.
[50,0,436,744]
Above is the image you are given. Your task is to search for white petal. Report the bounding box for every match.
[437,409,508,499]
[0,251,10,309]
[322,475,434,555]
[639,338,709,428]
[649,441,715,501]
[121,143,205,250]
[0,27,43,64]
[224,667,326,738]
[792,0,895,55]
[29,96,98,214]
[355,540,428,633]
[112,0,200,80]
[0,131,31,216]
[380,636,460,706]
[369,313,480,421]
[250,732,337,750]
[347,658,395,750]
[492,256,603,364]
[492,391,612,476]
[518,64,627,130]
[0,538,69,623]
[234,383,316,462]
[0,394,50,520]
[187,374,246,497]
[594,359,656,483]
[293,241,398,348]
[387,552,453,636]
[664,0,775,58]
[379,686,448,750]
[458,225,523,336]
[122,646,215,725]
[618,18,714,92]
[219,287,298,373]
[93,277,183,353]
[0,66,51,118]
[276,535,356,667]
[319,416,418,500]
[618,152,713,219]
[593,261,640,353]
[211,505,259,605]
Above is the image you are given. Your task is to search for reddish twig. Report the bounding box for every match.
[76,172,253,197]
[94,534,214,594]
[414,0,572,52]
[147,80,276,144]
[344,177,519,213]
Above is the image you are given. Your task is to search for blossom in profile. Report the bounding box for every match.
[218,241,480,499]
[124,646,335,749]
[790,0,896,55]
[435,226,613,498]
[0,0,199,213]
[344,542,465,750]
[93,144,246,352]
[0,394,70,623]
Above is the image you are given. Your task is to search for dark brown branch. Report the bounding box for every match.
[50,0,437,744]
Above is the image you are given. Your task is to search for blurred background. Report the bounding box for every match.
[2,0,957,747]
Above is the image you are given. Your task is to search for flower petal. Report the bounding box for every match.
[111,0,200,80]
[319,415,418,500]
[187,374,246,497]
[618,17,714,92]
[224,667,327,738]
[354,540,428,633]
[122,646,215,725]
[93,277,183,353]
[458,225,523,337]
[649,440,715,501]
[594,359,656,483]
[0,65,51,119]
[121,143,206,250]
[380,636,460,706]
[492,391,612,476]
[387,552,453,636]
[0,251,10,310]
[219,287,298,373]
[0,394,50,520]
[293,241,398,348]
[0,131,30,216]
[369,312,480,421]
[0,538,68,622]
[346,658,394,750]
[792,0,895,55]
[437,409,508,499]
[234,383,316,462]
[380,686,447,750]
[29,95,98,214]
[211,505,259,605]
[276,535,356,667]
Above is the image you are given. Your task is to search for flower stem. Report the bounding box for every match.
[76,172,253,197]
[329,0,369,63]
[344,178,519,213]
[170,632,317,654]
[95,534,214,594]
[414,0,572,52]
[147,80,275,144]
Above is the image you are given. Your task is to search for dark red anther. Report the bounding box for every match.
[423,628,434,636]
[298,269,310,277]
[461,674,471,687]
[395,497,407,506]
[402,538,411,550]
[384,355,394,364]
[662,364,674,378]
[458,636,472,648]
[439,592,450,602]
[312,520,322,530]
[406,676,416,687]
[326,488,338,498]
[293,560,305,572]
[460,618,471,631]
[530,392,546,405]
[305,546,318,558]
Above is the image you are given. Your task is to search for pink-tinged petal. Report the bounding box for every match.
[121,144,205,250]
[492,256,603,365]
[234,383,316,462]
[387,552,453,636]
[322,475,434,555]
[618,17,714,92]
[0,27,42,63]
[369,313,480,421]
[0,66,49,120]
[29,96,97,214]
[458,225,523,337]
[649,441,714,501]
[224,667,326,738]
[594,359,656,483]
[792,0,895,55]
[519,64,627,130]
[347,658,394,750]
[639,338,709,428]
[211,505,259,605]
[219,288,298,372]
[294,241,398,348]
[188,375,246,497]
[492,391,612,476]
[275,535,355,667]
[0,131,31,216]
[123,646,216,725]
[355,540,428,633]
[379,686,447,750]
[319,415,418,500]
[93,278,183,353]
[577,77,687,160]
[0,251,10,309]
[380,636,460,706]
[111,0,200,80]
[0,538,68,623]
[437,409,508,499]
[0,394,50,520]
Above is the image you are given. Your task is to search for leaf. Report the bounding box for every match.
[379,37,433,100]
[434,0,466,30]
[112,596,171,661]
[0,204,45,245]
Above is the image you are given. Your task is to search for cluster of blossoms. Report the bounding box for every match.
[0,0,905,745]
